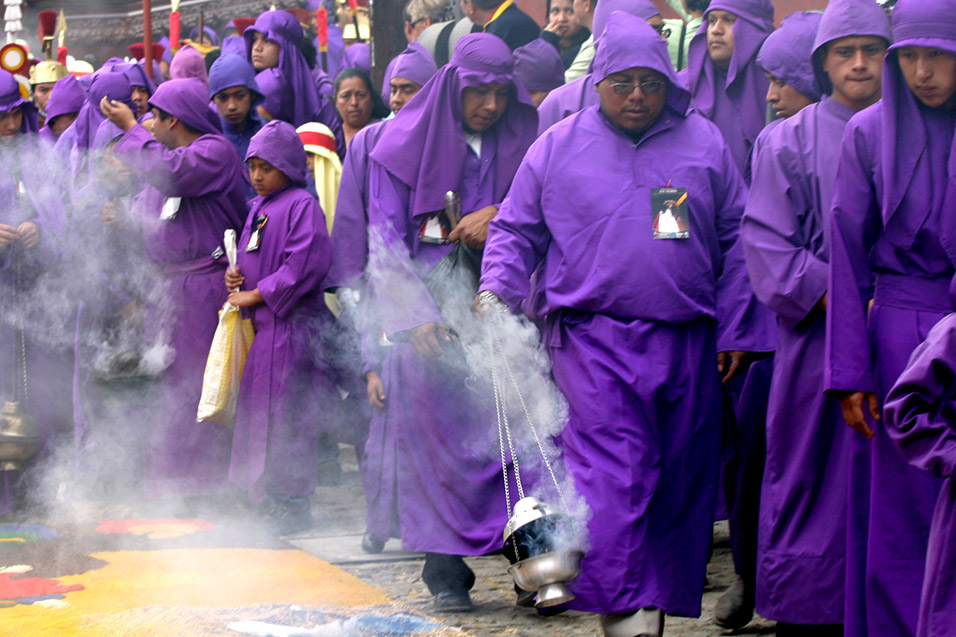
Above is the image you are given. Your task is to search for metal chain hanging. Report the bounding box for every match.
[12,247,27,405]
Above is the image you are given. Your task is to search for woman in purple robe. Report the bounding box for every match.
[224,120,332,535]
[101,78,248,499]
[535,0,661,136]
[364,32,537,612]
[741,0,891,632]
[479,13,770,635]
[825,1,956,634]
[885,278,956,637]
[684,0,774,179]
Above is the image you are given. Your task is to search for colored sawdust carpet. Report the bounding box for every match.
[0,517,456,636]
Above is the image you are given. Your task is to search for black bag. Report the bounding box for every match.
[422,242,482,330]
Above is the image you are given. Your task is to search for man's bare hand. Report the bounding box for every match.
[0,223,18,248]
[99,96,138,132]
[16,221,39,249]
[717,350,752,384]
[227,288,263,308]
[840,391,879,439]
[101,200,125,227]
[410,322,450,360]
[366,371,386,408]
[448,205,497,249]
[225,266,245,292]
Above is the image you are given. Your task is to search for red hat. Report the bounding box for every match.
[57,46,68,66]
[128,42,166,62]
[285,8,311,26]
[37,10,58,40]
[232,17,256,35]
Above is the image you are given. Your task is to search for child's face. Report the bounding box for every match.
[248,157,291,197]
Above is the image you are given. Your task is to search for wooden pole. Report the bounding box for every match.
[369,0,405,94]
[143,0,153,78]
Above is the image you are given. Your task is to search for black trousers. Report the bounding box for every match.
[422,553,475,595]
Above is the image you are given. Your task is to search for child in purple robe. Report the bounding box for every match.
[39,75,85,144]
[741,1,891,632]
[224,120,332,535]
[480,13,771,635]
[886,277,956,637]
[825,0,956,634]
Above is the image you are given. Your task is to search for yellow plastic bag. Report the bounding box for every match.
[197,302,255,428]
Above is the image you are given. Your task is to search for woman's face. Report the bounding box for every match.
[550,0,580,38]
[336,76,374,129]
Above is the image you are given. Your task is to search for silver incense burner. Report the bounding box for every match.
[0,401,40,471]
[503,497,583,608]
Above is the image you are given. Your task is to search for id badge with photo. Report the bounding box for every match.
[160,196,181,221]
[418,213,451,245]
[246,214,268,252]
[651,188,689,240]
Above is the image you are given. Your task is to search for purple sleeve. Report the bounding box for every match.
[326,139,370,290]
[315,95,346,160]
[713,144,776,353]
[114,125,239,198]
[258,197,332,319]
[480,143,550,312]
[885,314,956,479]
[741,131,828,325]
[825,122,880,394]
[366,164,443,338]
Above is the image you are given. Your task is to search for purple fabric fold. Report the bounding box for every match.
[756,11,822,101]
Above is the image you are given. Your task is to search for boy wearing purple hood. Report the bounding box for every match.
[741,1,891,633]
[826,0,956,634]
[225,120,332,535]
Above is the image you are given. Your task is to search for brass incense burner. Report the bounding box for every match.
[0,401,39,471]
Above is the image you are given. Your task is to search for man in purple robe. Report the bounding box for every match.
[885,277,956,637]
[684,0,774,180]
[825,1,956,634]
[536,0,663,136]
[224,120,332,535]
[479,13,769,635]
[39,75,85,145]
[741,1,891,633]
[513,39,565,108]
[0,70,71,516]
[364,33,537,612]
[208,54,265,163]
[100,78,247,499]
[244,10,344,154]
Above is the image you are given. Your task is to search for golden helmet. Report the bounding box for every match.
[29,60,68,85]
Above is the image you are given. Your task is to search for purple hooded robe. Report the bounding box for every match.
[535,0,660,136]
[327,42,438,292]
[230,120,332,503]
[112,78,247,498]
[343,43,371,74]
[825,1,956,634]
[244,10,343,153]
[513,39,565,93]
[39,75,86,144]
[480,13,771,617]
[741,0,891,625]
[361,33,537,554]
[885,278,956,637]
[0,71,71,516]
[169,45,209,87]
[685,0,774,179]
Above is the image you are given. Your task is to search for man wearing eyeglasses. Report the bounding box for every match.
[683,0,774,181]
[478,12,770,637]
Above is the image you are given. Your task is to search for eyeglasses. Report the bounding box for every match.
[608,80,666,96]
[651,24,672,39]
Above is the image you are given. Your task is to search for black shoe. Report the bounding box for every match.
[714,577,754,629]
[263,497,314,536]
[515,588,536,607]
[361,532,385,554]
[434,590,474,613]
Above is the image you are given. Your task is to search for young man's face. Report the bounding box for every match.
[213,86,254,126]
[251,32,281,71]
[0,107,23,140]
[49,112,78,135]
[597,66,668,136]
[247,156,290,197]
[765,74,814,119]
[33,82,55,111]
[706,10,736,70]
[461,83,510,133]
[897,46,956,110]
[131,86,150,118]
[823,36,886,111]
[389,77,422,114]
